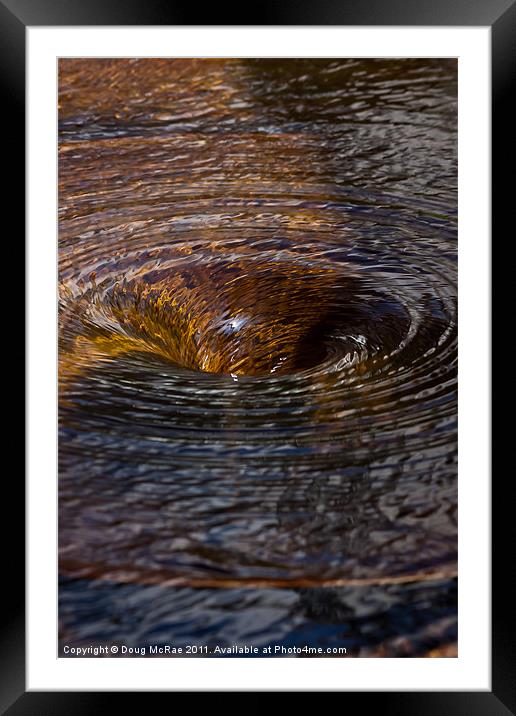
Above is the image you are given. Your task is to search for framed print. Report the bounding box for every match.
[4,0,507,707]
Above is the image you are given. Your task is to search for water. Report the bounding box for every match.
[58,59,457,656]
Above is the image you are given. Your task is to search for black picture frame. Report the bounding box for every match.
[4,0,505,708]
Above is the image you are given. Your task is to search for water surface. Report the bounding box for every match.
[59,59,457,656]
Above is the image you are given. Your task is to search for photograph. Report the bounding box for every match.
[57,57,458,659]
[3,0,501,702]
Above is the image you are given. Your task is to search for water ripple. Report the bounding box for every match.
[59,59,457,650]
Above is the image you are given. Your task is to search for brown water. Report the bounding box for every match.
[58,59,457,656]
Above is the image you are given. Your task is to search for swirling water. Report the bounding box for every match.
[59,59,457,656]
